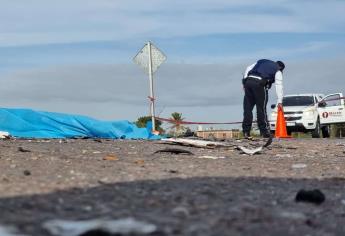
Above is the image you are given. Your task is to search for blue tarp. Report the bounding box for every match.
[0,108,160,139]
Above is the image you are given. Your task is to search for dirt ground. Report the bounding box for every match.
[1,137,345,235]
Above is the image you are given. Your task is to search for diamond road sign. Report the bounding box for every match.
[133,42,166,74]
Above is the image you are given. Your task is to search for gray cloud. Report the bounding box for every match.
[1,0,344,46]
[0,58,344,122]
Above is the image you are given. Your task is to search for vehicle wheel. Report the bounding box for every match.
[287,130,292,136]
[321,125,330,138]
[311,118,321,138]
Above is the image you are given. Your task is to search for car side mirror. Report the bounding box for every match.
[318,101,326,107]
[271,104,276,109]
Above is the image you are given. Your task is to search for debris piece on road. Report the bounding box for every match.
[103,154,119,161]
[275,154,292,158]
[168,169,179,174]
[291,163,307,169]
[236,146,263,155]
[237,136,273,155]
[43,217,157,236]
[160,138,234,149]
[154,148,194,155]
[23,170,31,176]
[0,131,10,139]
[295,189,325,205]
[278,211,307,220]
[17,147,31,152]
[0,225,27,236]
[197,155,226,159]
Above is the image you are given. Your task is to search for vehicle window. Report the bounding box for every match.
[283,96,315,106]
[323,94,341,106]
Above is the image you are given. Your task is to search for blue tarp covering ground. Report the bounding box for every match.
[0,108,160,139]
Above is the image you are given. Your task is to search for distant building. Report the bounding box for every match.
[196,129,240,139]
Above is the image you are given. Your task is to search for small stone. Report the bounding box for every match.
[82,205,93,211]
[103,154,119,161]
[2,177,9,182]
[23,170,31,176]
[292,163,307,169]
[134,160,145,165]
[10,164,16,169]
[295,189,325,205]
[279,211,307,220]
[172,206,189,217]
[18,147,31,152]
[98,178,110,184]
[275,154,292,158]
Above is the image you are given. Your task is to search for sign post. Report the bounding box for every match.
[133,42,166,133]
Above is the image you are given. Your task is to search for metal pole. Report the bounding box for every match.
[147,41,156,132]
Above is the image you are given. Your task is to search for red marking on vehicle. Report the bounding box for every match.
[322,112,329,118]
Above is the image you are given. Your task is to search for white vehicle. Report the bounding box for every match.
[270,93,345,138]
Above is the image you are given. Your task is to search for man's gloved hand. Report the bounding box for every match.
[277,103,283,110]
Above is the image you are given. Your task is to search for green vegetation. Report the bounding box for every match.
[135,116,164,132]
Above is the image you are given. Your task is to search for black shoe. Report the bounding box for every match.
[261,132,272,138]
[243,132,253,140]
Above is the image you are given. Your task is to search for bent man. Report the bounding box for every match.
[242,59,285,139]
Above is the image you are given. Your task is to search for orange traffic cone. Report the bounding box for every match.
[275,105,291,138]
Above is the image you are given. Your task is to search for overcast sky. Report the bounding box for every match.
[0,0,344,128]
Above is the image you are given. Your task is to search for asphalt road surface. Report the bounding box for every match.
[0,138,345,235]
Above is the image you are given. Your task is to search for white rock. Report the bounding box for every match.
[43,218,157,236]
[291,163,307,169]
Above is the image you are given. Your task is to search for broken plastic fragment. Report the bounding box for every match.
[43,217,157,236]
[237,146,263,155]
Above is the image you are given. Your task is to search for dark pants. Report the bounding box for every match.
[242,78,270,135]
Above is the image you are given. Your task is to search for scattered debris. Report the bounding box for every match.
[0,131,10,139]
[103,154,119,161]
[168,169,179,174]
[23,170,31,176]
[160,138,234,149]
[17,147,31,153]
[43,218,157,236]
[236,146,263,155]
[295,189,325,205]
[93,139,103,143]
[154,148,194,155]
[197,155,226,159]
[291,163,307,169]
